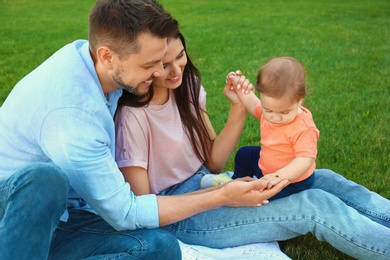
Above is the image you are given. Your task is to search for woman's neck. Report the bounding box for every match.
[150,87,169,105]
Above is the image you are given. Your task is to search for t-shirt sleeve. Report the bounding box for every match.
[254,103,262,120]
[293,126,320,159]
[115,106,148,170]
[199,85,207,109]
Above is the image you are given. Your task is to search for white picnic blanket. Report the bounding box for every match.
[179,240,291,260]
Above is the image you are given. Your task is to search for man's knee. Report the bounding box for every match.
[145,229,181,259]
[24,163,68,189]
[11,163,69,208]
[26,162,68,185]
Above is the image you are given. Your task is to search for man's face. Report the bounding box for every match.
[111,33,167,96]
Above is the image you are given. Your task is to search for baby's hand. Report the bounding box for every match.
[226,71,254,95]
[225,70,240,90]
[259,174,284,189]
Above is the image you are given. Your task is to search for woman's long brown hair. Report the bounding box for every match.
[117,33,212,163]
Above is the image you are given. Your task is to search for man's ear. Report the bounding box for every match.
[96,46,114,69]
[298,98,303,106]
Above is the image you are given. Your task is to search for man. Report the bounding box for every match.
[0,0,285,259]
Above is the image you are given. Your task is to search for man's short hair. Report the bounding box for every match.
[89,0,179,59]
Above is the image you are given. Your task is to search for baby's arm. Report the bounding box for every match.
[226,72,260,117]
[261,157,315,188]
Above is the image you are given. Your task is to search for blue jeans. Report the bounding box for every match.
[233,146,314,200]
[0,163,181,260]
[0,163,69,259]
[161,166,390,259]
[50,209,181,260]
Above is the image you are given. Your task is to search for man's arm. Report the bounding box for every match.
[156,178,289,226]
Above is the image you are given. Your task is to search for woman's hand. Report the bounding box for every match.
[218,178,290,207]
[224,70,254,105]
[224,70,243,105]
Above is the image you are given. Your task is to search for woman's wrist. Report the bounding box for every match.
[231,102,247,114]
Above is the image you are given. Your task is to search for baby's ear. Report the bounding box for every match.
[298,98,303,106]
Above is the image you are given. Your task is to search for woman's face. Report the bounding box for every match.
[152,37,187,90]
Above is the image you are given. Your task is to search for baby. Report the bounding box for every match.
[202,57,319,200]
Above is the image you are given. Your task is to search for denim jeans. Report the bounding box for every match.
[233,146,315,200]
[161,166,390,259]
[0,163,69,259]
[50,209,181,260]
[0,163,181,260]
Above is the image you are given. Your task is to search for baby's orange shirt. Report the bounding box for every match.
[255,104,320,183]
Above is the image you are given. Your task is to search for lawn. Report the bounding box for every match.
[1,0,389,259]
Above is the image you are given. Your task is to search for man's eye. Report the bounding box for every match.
[163,63,168,69]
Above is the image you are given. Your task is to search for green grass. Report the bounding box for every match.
[161,0,390,194]
[1,0,389,259]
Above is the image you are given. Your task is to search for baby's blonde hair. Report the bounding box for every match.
[256,57,306,103]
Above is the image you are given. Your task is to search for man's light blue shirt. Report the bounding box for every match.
[0,40,159,230]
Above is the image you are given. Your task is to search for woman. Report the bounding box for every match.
[115,33,390,259]
[115,33,247,196]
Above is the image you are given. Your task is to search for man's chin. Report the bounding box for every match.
[123,86,140,96]
[124,87,150,98]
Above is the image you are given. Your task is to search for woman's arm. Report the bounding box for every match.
[203,77,248,173]
[120,166,151,195]
[203,104,246,173]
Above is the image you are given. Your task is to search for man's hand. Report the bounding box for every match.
[157,177,289,226]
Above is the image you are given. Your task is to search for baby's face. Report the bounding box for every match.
[259,94,302,126]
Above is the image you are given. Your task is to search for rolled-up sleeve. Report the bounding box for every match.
[132,194,159,229]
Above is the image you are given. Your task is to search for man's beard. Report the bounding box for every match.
[112,75,142,96]
[112,66,152,97]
